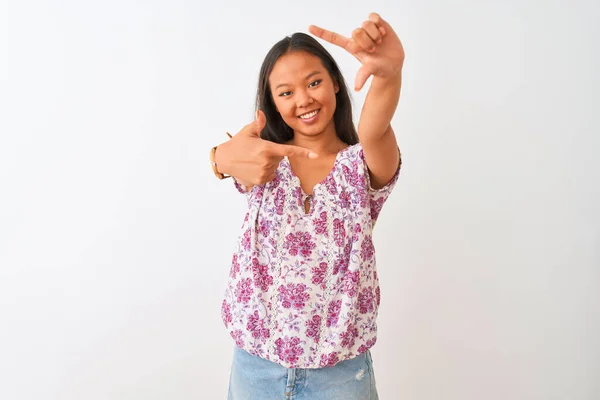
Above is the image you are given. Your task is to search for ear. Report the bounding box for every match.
[334,81,340,93]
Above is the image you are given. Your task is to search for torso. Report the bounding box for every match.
[222,143,401,369]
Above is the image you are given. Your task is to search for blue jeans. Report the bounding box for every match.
[228,347,379,400]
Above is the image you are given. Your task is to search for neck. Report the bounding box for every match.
[289,121,346,155]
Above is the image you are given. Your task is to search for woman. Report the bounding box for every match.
[210,12,405,399]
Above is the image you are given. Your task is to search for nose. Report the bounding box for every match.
[295,88,313,108]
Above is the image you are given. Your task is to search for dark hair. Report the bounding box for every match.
[255,32,358,145]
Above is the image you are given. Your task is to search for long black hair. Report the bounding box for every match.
[255,32,358,146]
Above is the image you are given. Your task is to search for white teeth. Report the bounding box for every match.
[299,109,319,119]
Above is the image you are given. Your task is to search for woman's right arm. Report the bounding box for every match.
[213,111,318,191]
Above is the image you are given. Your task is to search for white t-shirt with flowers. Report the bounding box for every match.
[221,143,400,369]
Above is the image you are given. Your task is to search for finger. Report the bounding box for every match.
[361,21,382,44]
[254,109,267,133]
[266,170,277,183]
[368,12,390,30]
[368,13,390,37]
[309,25,360,54]
[257,169,277,185]
[354,65,372,91]
[266,142,319,159]
[240,109,266,137]
[352,28,377,53]
[240,121,258,137]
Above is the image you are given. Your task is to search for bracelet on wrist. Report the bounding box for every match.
[209,132,234,180]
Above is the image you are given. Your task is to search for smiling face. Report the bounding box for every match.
[268,51,339,141]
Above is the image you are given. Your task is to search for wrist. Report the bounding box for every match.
[372,70,402,88]
[212,130,235,178]
[213,143,229,175]
[210,140,233,180]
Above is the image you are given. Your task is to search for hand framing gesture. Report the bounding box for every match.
[309,12,405,91]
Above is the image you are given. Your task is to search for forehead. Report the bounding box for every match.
[269,51,326,84]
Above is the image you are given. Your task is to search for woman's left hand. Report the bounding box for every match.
[309,12,405,91]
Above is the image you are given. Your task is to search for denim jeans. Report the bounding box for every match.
[228,346,379,400]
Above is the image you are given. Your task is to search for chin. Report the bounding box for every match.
[290,116,334,137]
[294,125,328,137]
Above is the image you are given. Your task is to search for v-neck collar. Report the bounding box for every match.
[284,145,350,197]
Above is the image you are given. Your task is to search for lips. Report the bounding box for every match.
[298,109,321,119]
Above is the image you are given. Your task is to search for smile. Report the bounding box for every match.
[298,109,320,119]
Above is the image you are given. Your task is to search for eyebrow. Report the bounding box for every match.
[274,71,322,90]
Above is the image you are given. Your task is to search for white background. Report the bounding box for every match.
[1,0,599,399]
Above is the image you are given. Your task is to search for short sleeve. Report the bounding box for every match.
[357,145,402,223]
[231,177,268,212]
[233,178,250,195]
[231,179,253,213]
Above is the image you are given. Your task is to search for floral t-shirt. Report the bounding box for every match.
[221,143,400,369]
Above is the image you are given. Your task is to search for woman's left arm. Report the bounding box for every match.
[310,13,405,189]
[358,73,402,189]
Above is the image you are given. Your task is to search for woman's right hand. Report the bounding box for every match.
[214,110,318,188]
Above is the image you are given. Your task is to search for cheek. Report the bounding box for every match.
[330,92,338,109]
[271,101,296,127]
[322,91,337,115]
[278,103,297,120]
[318,87,337,107]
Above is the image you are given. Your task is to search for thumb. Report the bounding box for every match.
[254,109,267,134]
[267,142,319,160]
[354,65,372,91]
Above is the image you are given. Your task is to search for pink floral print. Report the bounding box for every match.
[278,283,310,309]
[340,323,359,348]
[360,235,375,260]
[319,352,340,367]
[274,336,304,365]
[223,143,400,368]
[314,211,327,235]
[284,232,316,257]
[234,278,253,304]
[326,299,342,328]
[311,262,328,286]
[230,254,240,279]
[221,300,232,325]
[358,287,375,314]
[305,315,322,343]
[247,311,270,341]
[251,258,273,291]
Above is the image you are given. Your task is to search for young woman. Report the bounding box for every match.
[210,12,405,400]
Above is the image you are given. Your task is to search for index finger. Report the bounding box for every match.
[308,25,358,53]
[266,142,318,159]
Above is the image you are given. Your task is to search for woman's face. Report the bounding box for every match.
[268,51,339,139]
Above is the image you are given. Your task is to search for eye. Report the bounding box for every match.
[278,91,292,97]
[309,79,322,88]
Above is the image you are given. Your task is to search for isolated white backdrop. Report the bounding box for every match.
[1,0,598,399]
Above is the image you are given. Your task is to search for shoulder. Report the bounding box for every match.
[336,142,369,171]
[336,143,365,165]
[331,143,369,192]
[337,141,401,197]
